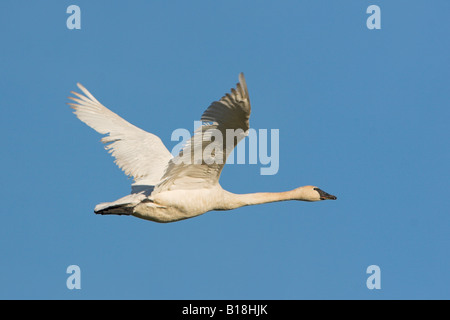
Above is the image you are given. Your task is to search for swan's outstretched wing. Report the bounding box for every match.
[68,84,173,186]
[154,73,251,193]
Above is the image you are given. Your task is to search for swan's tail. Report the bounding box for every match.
[94,193,147,216]
[94,203,134,215]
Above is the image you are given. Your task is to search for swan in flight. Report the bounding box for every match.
[68,73,336,223]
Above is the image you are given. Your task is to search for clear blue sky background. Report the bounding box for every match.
[0,1,449,299]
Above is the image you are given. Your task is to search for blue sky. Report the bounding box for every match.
[0,1,449,299]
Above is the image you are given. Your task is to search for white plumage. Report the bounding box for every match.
[69,73,336,223]
[69,84,172,187]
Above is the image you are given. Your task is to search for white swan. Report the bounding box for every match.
[68,73,336,223]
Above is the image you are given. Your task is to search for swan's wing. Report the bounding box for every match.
[68,83,173,186]
[153,73,250,193]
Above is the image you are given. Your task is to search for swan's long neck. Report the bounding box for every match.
[221,189,302,210]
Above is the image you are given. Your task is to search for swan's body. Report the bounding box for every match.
[68,73,336,223]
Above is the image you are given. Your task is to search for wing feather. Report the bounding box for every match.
[154,73,251,193]
[68,83,173,186]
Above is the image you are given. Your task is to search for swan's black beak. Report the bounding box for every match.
[314,188,337,200]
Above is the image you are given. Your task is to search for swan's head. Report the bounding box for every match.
[294,186,337,202]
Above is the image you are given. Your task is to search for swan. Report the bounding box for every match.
[68,73,336,223]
